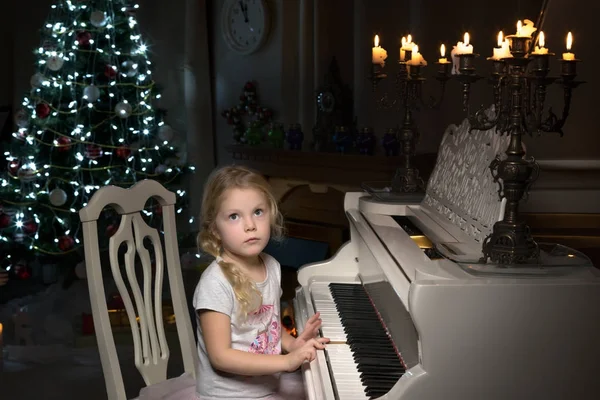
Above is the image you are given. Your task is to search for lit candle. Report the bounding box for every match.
[407,44,428,66]
[562,32,575,60]
[532,31,549,54]
[438,44,448,63]
[372,35,388,65]
[455,32,474,54]
[400,34,415,61]
[491,31,512,60]
[515,19,536,37]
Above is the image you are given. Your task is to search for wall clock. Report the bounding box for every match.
[221,0,271,55]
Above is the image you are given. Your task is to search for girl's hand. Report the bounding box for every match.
[285,338,328,372]
[289,312,330,352]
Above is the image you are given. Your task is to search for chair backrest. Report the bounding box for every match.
[79,180,197,400]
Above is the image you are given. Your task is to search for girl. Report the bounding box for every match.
[192,165,329,399]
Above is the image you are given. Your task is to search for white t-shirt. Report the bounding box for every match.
[192,253,283,399]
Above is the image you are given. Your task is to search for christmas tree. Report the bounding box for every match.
[0,0,194,271]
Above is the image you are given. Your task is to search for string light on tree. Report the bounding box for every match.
[0,0,194,261]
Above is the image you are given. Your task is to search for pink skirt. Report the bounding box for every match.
[139,370,306,400]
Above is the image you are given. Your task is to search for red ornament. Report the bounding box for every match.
[116,146,131,159]
[23,220,38,235]
[76,30,92,46]
[107,294,125,310]
[104,65,117,79]
[57,136,72,152]
[106,224,118,237]
[8,160,20,176]
[81,313,95,335]
[0,213,10,228]
[16,262,32,280]
[36,103,51,119]
[85,145,103,159]
[58,235,75,251]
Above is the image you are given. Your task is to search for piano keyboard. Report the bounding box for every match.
[311,283,406,399]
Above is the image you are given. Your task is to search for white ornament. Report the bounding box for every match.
[157,124,175,141]
[90,11,108,28]
[115,101,132,118]
[46,56,64,71]
[17,165,37,182]
[13,232,25,243]
[75,261,87,280]
[121,60,138,77]
[3,207,16,217]
[14,109,29,128]
[49,188,68,207]
[83,85,100,102]
[155,164,167,174]
[30,72,48,88]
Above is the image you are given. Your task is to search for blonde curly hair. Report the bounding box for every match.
[197,165,284,317]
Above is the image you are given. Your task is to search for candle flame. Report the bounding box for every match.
[440,44,446,57]
[566,32,572,51]
[374,35,379,47]
[539,31,545,48]
[407,34,412,43]
[413,45,419,54]
[464,32,470,46]
[517,20,522,35]
[497,31,503,47]
[401,36,406,46]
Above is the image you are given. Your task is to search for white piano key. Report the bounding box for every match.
[325,343,368,400]
[308,283,369,399]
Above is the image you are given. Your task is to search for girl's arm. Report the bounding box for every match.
[281,329,297,353]
[199,310,292,375]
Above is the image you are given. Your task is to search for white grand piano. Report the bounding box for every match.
[293,117,600,400]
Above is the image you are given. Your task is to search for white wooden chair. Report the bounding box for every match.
[79,180,198,400]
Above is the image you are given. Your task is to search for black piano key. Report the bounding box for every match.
[327,283,406,399]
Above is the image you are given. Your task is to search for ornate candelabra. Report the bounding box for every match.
[454,28,583,265]
[369,42,451,193]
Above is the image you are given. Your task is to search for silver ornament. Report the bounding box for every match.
[115,101,132,118]
[30,72,48,88]
[83,85,100,102]
[46,56,64,71]
[157,124,175,141]
[49,188,68,207]
[90,11,108,28]
[121,60,138,77]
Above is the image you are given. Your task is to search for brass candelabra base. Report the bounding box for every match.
[392,166,425,193]
[482,220,540,265]
[480,151,541,264]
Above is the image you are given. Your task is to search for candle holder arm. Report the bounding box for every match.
[369,65,388,91]
[536,79,585,136]
[522,76,555,135]
[419,77,449,110]
[376,92,401,111]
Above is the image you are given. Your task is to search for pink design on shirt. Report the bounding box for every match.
[248,304,281,355]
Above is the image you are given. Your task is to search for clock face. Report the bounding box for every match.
[222,0,270,55]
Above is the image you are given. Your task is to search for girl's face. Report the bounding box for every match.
[214,187,271,261]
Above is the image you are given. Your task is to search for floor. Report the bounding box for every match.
[0,268,300,400]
